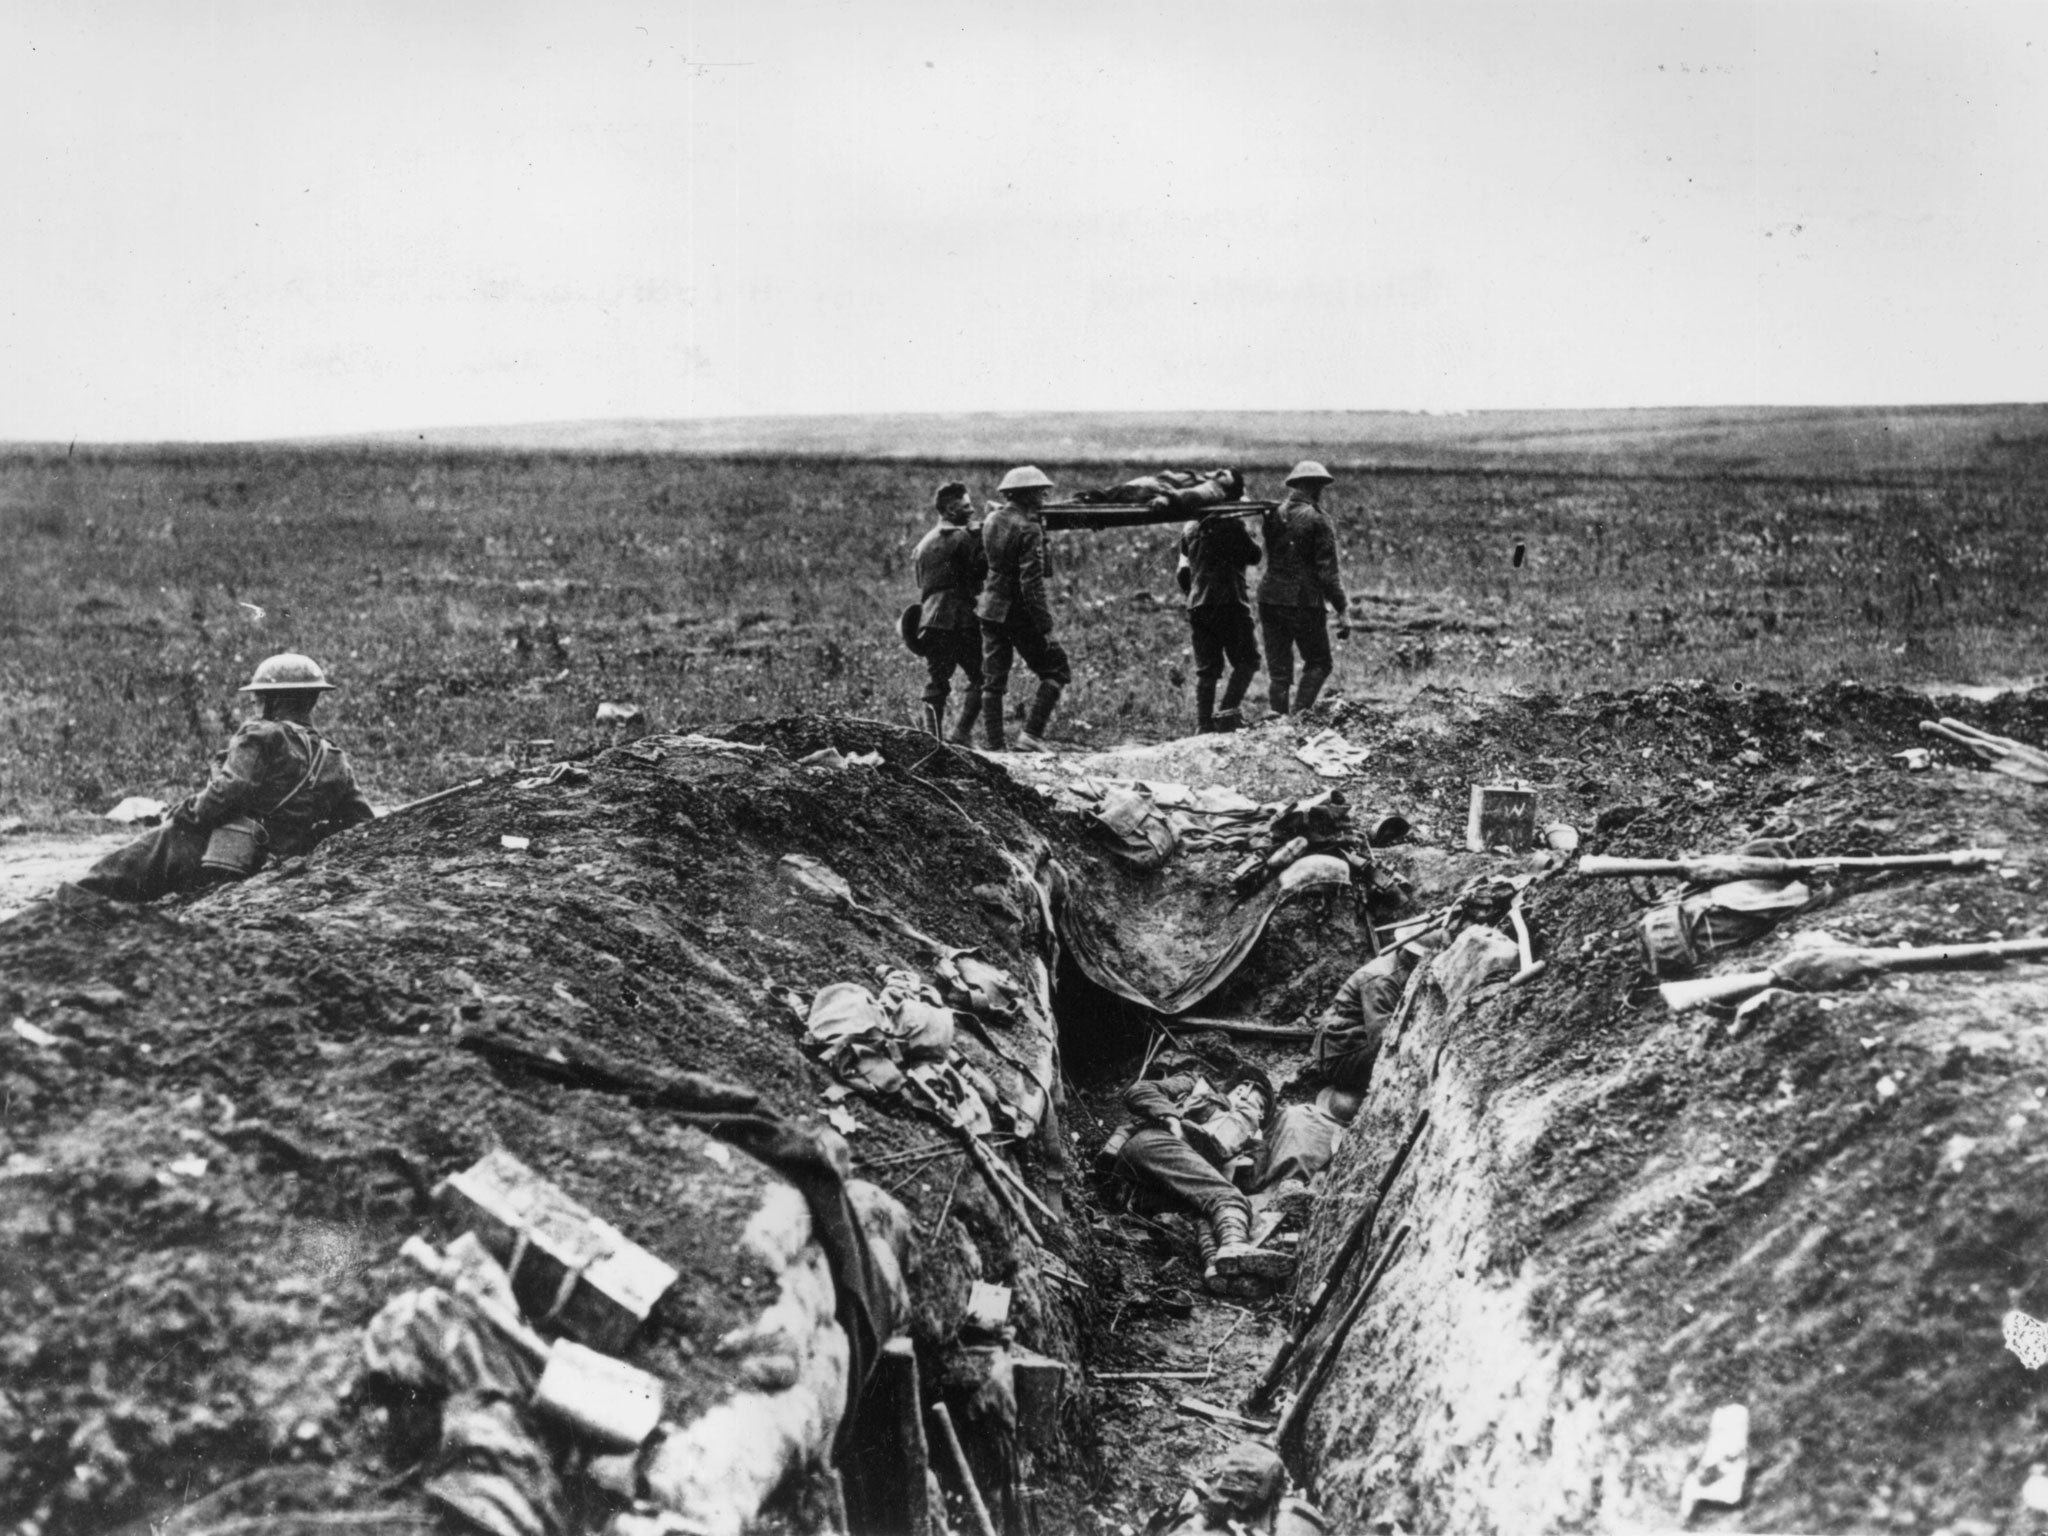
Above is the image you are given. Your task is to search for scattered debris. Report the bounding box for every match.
[2006,1310,2048,1370]
[797,746,885,769]
[1892,747,1933,771]
[1466,783,1537,852]
[594,701,651,744]
[10,1017,62,1048]
[435,1150,678,1354]
[965,1280,1013,1335]
[103,795,167,825]
[500,834,531,851]
[1678,1403,1751,1520]
[929,1400,999,1536]
[1296,729,1371,779]
[824,1104,864,1137]
[0,815,24,836]
[392,1232,665,1452]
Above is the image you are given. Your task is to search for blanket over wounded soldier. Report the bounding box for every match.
[1072,466,1247,512]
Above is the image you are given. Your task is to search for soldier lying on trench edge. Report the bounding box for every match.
[67,652,376,905]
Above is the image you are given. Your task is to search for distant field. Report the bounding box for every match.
[337,402,2048,481]
[1,438,2044,821]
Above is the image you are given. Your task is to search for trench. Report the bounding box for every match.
[10,687,2048,1535]
[1041,852,1440,1529]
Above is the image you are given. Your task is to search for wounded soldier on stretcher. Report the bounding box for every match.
[1072,466,1246,512]
[1103,1049,1361,1297]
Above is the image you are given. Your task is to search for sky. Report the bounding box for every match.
[3,1,2045,440]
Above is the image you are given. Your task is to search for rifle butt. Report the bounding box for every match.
[1659,969,1779,1013]
[1576,856,1686,878]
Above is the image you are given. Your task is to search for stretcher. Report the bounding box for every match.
[1038,499,1277,532]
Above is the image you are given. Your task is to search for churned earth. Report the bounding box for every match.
[2,681,2046,1535]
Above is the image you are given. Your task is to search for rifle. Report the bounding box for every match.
[378,777,491,818]
[1659,937,2048,1013]
[1577,849,2003,883]
[1921,718,2048,786]
[1272,1226,1409,1454]
[1246,1105,1428,1411]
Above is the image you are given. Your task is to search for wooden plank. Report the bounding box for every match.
[1175,1396,1276,1434]
[1166,1016,1316,1042]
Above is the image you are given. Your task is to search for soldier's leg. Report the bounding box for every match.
[949,632,984,744]
[980,621,1013,749]
[1115,1127,1250,1231]
[74,823,214,904]
[1293,610,1334,712]
[1018,629,1071,740]
[1189,608,1224,733]
[1217,605,1260,718]
[922,638,953,736]
[1259,604,1295,715]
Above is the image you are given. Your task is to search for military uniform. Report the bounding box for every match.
[1308,947,1420,1093]
[1113,1068,1264,1241]
[1177,516,1262,730]
[78,717,376,903]
[977,503,1071,748]
[1257,493,1347,714]
[912,520,988,740]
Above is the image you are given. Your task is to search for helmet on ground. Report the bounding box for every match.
[239,653,335,693]
[1285,460,1334,487]
[1278,853,1351,893]
[1315,1085,1365,1125]
[997,465,1054,494]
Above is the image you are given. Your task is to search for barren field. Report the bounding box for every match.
[2,432,2044,824]
[3,428,2047,1536]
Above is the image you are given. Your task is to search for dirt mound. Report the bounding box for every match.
[1291,684,2048,1533]
[5,683,2047,1535]
[0,723,1093,1535]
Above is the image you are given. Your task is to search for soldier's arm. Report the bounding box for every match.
[1019,520,1053,630]
[1313,519,1347,614]
[330,766,379,829]
[1226,518,1261,567]
[179,721,281,828]
[1315,964,1374,1034]
[1122,1076,1187,1125]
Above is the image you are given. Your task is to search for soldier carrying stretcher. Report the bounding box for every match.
[70,653,376,904]
[907,479,989,744]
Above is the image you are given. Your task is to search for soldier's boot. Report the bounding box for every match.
[1218,667,1253,724]
[947,688,982,746]
[1196,1215,1223,1276]
[1268,676,1292,717]
[1294,664,1331,715]
[1205,1203,1292,1296]
[1195,678,1218,734]
[921,703,943,739]
[982,690,1008,751]
[1017,681,1063,753]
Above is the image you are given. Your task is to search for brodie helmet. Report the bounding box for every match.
[238,653,336,693]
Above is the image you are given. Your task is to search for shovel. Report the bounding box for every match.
[401,1236,665,1454]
